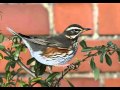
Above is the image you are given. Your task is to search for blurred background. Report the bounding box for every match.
[0,3,120,87]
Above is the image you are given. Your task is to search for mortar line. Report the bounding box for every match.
[92,3,99,40]
[42,3,55,35]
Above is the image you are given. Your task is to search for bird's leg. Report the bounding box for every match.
[47,66,53,74]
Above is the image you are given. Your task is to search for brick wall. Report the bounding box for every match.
[0,3,120,87]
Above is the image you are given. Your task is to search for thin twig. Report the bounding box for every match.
[52,52,98,87]
[2,49,36,78]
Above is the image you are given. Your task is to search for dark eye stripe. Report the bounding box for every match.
[74,29,80,33]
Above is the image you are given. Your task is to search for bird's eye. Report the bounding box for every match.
[72,29,80,34]
[74,29,80,33]
[69,29,80,35]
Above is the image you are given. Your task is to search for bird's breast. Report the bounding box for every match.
[42,47,69,58]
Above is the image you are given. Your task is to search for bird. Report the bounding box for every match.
[7,24,91,67]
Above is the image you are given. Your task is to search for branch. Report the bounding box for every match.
[2,49,36,78]
[52,52,98,87]
[52,41,119,87]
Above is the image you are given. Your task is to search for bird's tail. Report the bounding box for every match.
[6,27,22,38]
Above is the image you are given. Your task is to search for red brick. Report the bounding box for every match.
[52,40,120,72]
[53,3,93,35]
[99,3,120,35]
[61,78,99,87]
[0,4,49,35]
[105,78,120,87]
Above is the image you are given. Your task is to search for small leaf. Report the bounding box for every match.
[31,77,42,83]
[116,50,120,62]
[105,54,112,66]
[0,34,4,43]
[76,60,81,67]
[0,53,3,59]
[19,80,29,87]
[12,43,21,48]
[11,70,16,76]
[27,58,35,65]
[107,41,113,47]
[34,62,46,76]
[38,80,49,87]
[5,62,11,71]
[46,72,60,82]
[13,46,22,60]
[100,51,106,63]
[21,46,27,53]
[66,79,74,87]
[7,82,15,86]
[93,68,100,80]
[81,47,92,52]
[17,68,23,73]
[90,57,96,70]
[0,45,5,50]
[5,71,11,81]
[79,40,87,49]
[10,61,16,68]
[4,56,12,60]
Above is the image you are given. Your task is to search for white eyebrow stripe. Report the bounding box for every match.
[66,27,81,31]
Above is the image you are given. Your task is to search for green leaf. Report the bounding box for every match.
[79,40,87,49]
[107,41,113,47]
[105,54,112,66]
[93,68,100,80]
[34,62,46,76]
[5,71,11,81]
[76,60,81,67]
[7,82,15,86]
[10,61,16,68]
[100,51,106,63]
[31,77,42,83]
[0,53,3,59]
[13,48,20,57]
[38,80,49,87]
[19,80,29,87]
[12,36,21,44]
[0,34,4,43]
[81,47,92,52]
[46,72,60,82]
[66,79,74,87]
[4,56,12,60]
[0,45,5,50]
[12,43,21,48]
[13,46,22,60]
[5,62,11,71]
[21,46,27,53]
[39,64,46,75]
[90,57,96,70]
[17,68,23,73]
[11,70,16,76]
[27,58,35,65]
[116,50,120,62]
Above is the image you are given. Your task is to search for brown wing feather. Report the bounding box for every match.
[43,47,69,57]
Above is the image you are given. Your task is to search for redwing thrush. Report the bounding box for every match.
[7,24,91,66]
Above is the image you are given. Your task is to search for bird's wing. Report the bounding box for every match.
[7,27,71,49]
[22,34,71,49]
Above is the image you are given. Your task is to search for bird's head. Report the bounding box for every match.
[63,24,91,39]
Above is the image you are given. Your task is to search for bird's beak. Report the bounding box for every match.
[83,28,91,31]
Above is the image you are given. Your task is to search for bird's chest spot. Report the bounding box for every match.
[42,47,71,58]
